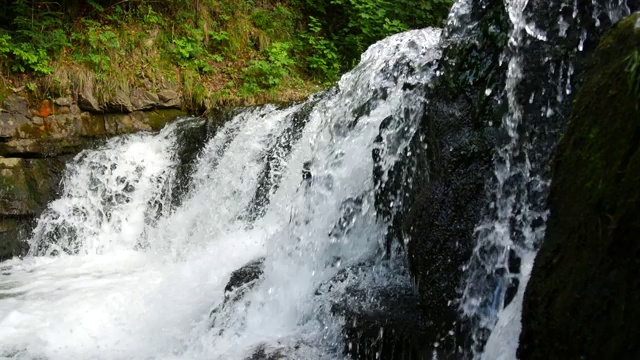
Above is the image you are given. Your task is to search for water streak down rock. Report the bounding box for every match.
[375,0,633,356]
[519,13,640,359]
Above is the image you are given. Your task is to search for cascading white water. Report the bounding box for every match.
[0,28,442,360]
[28,122,182,257]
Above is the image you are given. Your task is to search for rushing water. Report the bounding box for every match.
[0,29,442,359]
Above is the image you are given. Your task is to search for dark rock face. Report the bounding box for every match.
[224,257,266,295]
[245,344,285,360]
[375,1,510,354]
[519,13,640,359]
[338,285,434,360]
[312,261,434,360]
[375,0,630,355]
[209,257,266,329]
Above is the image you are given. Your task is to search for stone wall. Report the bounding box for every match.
[0,92,186,260]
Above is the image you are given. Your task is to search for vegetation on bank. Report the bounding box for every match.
[0,0,453,111]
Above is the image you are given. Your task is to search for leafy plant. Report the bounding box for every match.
[241,42,295,93]
[297,17,340,81]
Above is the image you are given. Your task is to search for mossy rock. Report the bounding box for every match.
[0,218,31,261]
[0,156,68,260]
[519,13,640,359]
[0,157,67,216]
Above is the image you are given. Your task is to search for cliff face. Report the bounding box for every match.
[519,13,640,359]
[0,93,185,260]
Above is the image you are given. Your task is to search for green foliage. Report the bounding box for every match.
[0,0,453,108]
[0,34,53,75]
[296,17,340,81]
[241,42,295,94]
[252,3,297,41]
[172,27,219,74]
[0,0,72,75]
[70,20,122,72]
[294,0,453,70]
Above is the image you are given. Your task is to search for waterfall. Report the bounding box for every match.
[0,28,442,359]
[0,1,633,358]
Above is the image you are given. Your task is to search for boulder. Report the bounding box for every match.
[0,95,32,139]
[519,13,640,359]
[209,257,266,330]
[0,219,31,261]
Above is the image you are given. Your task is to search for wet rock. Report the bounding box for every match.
[169,117,213,208]
[225,257,266,295]
[0,219,31,261]
[210,257,266,329]
[0,155,69,259]
[375,0,628,355]
[374,2,510,354]
[337,286,436,360]
[519,13,640,359]
[245,344,286,360]
[317,261,441,360]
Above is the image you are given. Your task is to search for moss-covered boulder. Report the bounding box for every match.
[519,13,640,359]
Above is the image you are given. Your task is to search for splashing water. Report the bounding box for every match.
[0,28,442,360]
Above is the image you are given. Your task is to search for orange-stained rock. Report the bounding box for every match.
[39,100,53,117]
